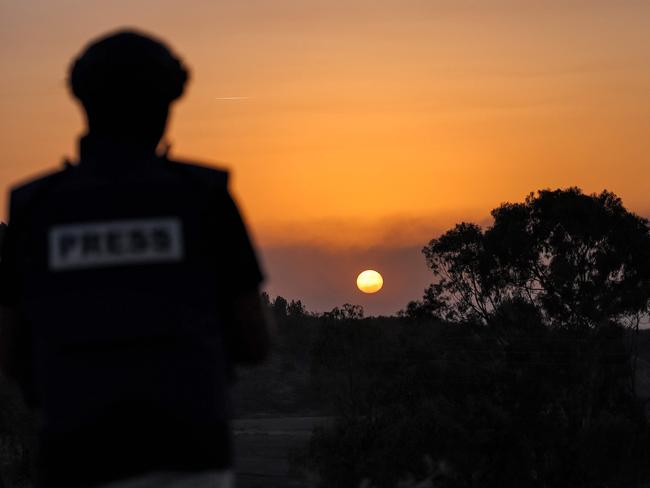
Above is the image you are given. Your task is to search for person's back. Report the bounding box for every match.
[0,29,269,488]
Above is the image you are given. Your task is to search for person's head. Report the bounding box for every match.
[69,29,189,150]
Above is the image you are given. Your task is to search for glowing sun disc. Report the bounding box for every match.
[357,270,383,294]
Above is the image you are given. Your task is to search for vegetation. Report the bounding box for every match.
[303,189,650,487]
[409,188,650,329]
[305,312,650,488]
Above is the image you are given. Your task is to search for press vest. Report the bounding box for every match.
[6,154,243,485]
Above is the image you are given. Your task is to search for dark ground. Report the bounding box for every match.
[233,416,331,488]
[231,351,325,488]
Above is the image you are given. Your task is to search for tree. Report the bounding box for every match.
[421,188,650,330]
[277,298,317,360]
[260,291,271,308]
[323,303,364,321]
[271,295,288,319]
[287,299,308,318]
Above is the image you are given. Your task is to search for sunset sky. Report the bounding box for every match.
[2,0,650,315]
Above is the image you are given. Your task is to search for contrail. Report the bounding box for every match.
[214,96,249,100]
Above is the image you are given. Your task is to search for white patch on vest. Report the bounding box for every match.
[49,218,184,271]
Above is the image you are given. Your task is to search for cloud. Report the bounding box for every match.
[255,211,493,249]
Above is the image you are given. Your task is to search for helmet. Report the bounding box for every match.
[69,29,189,105]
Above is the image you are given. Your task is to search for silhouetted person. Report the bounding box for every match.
[0,29,269,488]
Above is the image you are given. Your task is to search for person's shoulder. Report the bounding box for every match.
[165,157,229,190]
[9,164,72,214]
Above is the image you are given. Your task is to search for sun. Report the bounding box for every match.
[356,270,383,294]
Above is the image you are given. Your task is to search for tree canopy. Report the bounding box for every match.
[413,188,650,329]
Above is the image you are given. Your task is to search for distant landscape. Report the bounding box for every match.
[231,297,650,488]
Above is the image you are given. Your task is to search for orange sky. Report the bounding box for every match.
[2,1,650,314]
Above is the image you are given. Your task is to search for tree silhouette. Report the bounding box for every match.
[271,295,288,319]
[323,303,364,321]
[287,299,308,318]
[416,188,650,330]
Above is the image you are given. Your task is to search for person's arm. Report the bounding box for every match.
[216,186,270,365]
[227,288,271,365]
